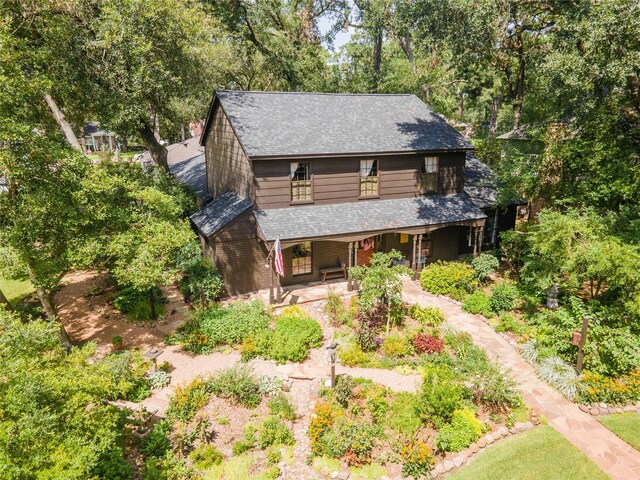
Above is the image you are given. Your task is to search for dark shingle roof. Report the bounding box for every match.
[190,192,253,237]
[464,154,498,209]
[213,91,472,158]
[255,193,485,242]
[169,153,210,200]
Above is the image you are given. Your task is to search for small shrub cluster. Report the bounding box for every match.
[268,393,296,421]
[471,252,500,283]
[400,441,434,478]
[188,444,223,470]
[141,420,172,458]
[413,333,444,355]
[171,301,270,353]
[324,290,347,326]
[417,366,465,427]
[147,370,170,390]
[338,342,372,367]
[114,286,165,321]
[490,282,519,313]
[334,375,357,408]
[495,312,527,335]
[462,291,495,318]
[435,409,484,452]
[355,305,385,351]
[166,378,210,423]
[385,392,421,435]
[257,417,295,449]
[318,417,379,466]
[536,356,579,400]
[420,261,477,300]
[382,333,412,357]
[469,364,522,413]
[242,313,323,363]
[308,402,338,456]
[408,304,445,326]
[578,368,640,405]
[208,365,263,408]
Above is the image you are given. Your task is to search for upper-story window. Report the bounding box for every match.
[291,162,312,202]
[421,156,439,193]
[360,159,379,197]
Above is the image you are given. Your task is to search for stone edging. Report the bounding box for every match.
[579,402,640,417]
[430,421,537,477]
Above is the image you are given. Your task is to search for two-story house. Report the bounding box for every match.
[190,90,515,300]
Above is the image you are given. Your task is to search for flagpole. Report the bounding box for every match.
[269,247,275,305]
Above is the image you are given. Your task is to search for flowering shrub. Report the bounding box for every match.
[308,402,338,456]
[319,417,379,466]
[578,369,640,405]
[435,409,484,452]
[471,253,500,283]
[401,441,434,478]
[420,261,477,300]
[166,378,210,423]
[338,342,372,367]
[382,334,412,357]
[413,333,444,355]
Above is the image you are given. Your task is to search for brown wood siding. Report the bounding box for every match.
[430,226,461,261]
[280,241,349,286]
[382,233,414,259]
[213,212,270,295]
[253,152,465,208]
[205,104,254,199]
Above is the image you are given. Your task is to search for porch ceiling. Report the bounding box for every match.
[255,193,486,242]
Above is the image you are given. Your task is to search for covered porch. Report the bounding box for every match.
[255,193,487,304]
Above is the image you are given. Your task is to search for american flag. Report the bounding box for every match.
[274,237,284,277]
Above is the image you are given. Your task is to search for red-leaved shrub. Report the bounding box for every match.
[413,333,444,355]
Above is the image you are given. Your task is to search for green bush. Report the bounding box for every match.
[245,314,323,364]
[113,286,165,321]
[463,291,495,318]
[333,375,357,408]
[319,417,379,465]
[416,366,466,427]
[435,409,484,452]
[408,304,445,326]
[324,290,346,326]
[268,393,296,421]
[470,363,523,413]
[338,342,372,367]
[385,392,421,435]
[188,444,223,469]
[420,261,477,300]
[400,441,434,478]
[495,312,526,335]
[257,417,295,449]
[174,301,270,353]
[471,253,500,283]
[166,378,210,422]
[207,365,262,408]
[382,333,412,357]
[490,282,519,313]
[140,420,172,459]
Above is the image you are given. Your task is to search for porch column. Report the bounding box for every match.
[411,234,418,273]
[347,242,353,291]
[417,234,423,273]
[478,226,485,254]
[352,241,358,290]
[269,250,275,304]
[491,209,499,246]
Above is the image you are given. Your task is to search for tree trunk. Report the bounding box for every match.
[138,121,169,172]
[372,30,383,91]
[148,288,157,320]
[180,124,186,143]
[199,287,205,306]
[44,94,82,151]
[513,42,526,131]
[457,93,465,120]
[0,288,13,311]
[34,284,72,350]
[386,293,391,335]
[488,97,500,138]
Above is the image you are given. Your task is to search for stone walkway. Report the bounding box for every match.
[402,278,640,480]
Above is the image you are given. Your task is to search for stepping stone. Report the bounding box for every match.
[579,405,589,413]
[589,407,600,416]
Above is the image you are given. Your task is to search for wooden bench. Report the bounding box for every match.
[320,263,347,282]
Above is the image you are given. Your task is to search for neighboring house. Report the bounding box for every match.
[191,90,516,299]
[83,122,118,152]
[137,136,211,207]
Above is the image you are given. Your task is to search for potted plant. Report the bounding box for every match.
[111,335,123,351]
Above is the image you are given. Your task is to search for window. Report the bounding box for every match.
[291,242,312,276]
[360,159,378,197]
[291,162,312,202]
[421,156,439,193]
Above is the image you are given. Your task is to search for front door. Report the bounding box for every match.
[356,237,375,266]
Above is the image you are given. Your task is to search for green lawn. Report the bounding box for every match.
[600,413,640,451]
[0,276,35,306]
[448,426,608,480]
